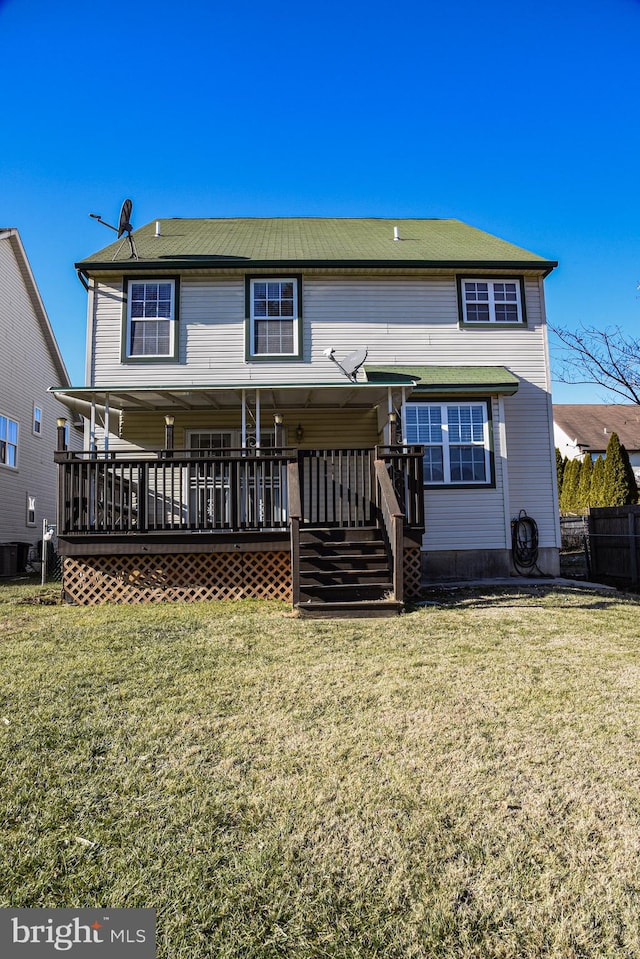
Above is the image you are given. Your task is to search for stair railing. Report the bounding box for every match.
[287,460,303,607]
[374,458,404,603]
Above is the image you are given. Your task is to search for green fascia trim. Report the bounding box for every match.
[365,365,520,395]
[77,257,557,276]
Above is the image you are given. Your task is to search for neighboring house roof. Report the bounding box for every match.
[554,404,640,453]
[76,217,557,273]
[0,227,72,389]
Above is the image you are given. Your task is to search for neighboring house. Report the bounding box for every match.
[0,228,82,573]
[554,404,640,480]
[51,216,560,612]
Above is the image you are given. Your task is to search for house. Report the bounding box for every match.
[51,216,560,612]
[0,228,81,575]
[554,405,640,480]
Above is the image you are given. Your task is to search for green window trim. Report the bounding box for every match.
[457,276,527,328]
[121,276,180,363]
[403,398,496,488]
[245,275,303,362]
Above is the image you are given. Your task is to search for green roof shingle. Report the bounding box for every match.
[76,217,556,272]
[365,365,520,395]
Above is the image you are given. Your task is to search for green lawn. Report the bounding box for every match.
[2,582,640,958]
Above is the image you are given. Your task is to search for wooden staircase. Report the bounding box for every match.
[295,526,403,618]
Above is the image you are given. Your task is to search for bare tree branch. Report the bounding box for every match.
[549,324,640,404]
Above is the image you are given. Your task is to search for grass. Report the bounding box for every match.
[2,581,640,957]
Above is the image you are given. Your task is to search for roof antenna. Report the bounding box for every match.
[89,199,138,259]
[323,346,368,382]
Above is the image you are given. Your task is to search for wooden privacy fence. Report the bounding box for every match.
[587,506,640,587]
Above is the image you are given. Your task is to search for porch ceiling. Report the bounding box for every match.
[50,379,417,416]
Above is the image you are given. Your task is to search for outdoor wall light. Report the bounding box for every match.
[56,417,68,452]
[164,414,175,427]
[296,424,304,442]
[274,413,284,425]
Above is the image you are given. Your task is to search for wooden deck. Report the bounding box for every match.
[55,446,425,612]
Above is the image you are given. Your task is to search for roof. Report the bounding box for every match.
[554,404,640,452]
[366,365,520,395]
[0,227,72,388]
[76,217,557,274]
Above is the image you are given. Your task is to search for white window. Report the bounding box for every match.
[249,278,300,357]
[33,406,42,435]
[404,402,492,485]
[461,279,523,324]
[126,280,176,357]
[0,414,18,468]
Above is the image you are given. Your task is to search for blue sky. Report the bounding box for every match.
[2,0,639,400]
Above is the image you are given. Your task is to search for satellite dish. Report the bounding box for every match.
[325,346,368,382]
[117,199,133,238]
[88,198,138,259]
[341,348,368,379]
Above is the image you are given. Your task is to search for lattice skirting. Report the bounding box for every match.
[63,552,292,605]
[403,548,423,600]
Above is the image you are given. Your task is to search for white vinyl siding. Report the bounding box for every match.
[91,274,548,387]
[420,397,509,551]
[0,232,82,543]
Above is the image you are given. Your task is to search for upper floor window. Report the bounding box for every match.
[404,401,492,486]
[459,278,525,325]
[247,277,302,359]
[125,279,178,360]
[0,414,18,468]
[33,405,42,436]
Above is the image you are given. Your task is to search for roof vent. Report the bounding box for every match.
[393,226,400,242]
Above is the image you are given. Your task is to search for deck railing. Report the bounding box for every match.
[55,449,297,535]
[55,445,426,538]
[298,448,375,527]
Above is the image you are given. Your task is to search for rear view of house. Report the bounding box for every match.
[52,215,560,612]
[0,228,80,575]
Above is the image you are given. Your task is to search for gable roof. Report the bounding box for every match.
[76,217,557,274]
[0,228,72,388]
[553,404,640,452]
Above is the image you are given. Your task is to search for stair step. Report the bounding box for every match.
[300,555,388,569]
[300,544,386,556]
[300,527,384,545]
[299,583,393,603]
[296,600,403,619]
[300,570,390,586]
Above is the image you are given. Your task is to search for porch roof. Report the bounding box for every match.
[365,365,520,396]
[50,378,417,417]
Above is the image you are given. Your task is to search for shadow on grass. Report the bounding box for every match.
[409,583,638,611]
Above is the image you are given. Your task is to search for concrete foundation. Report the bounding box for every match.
[422,547,560,583]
